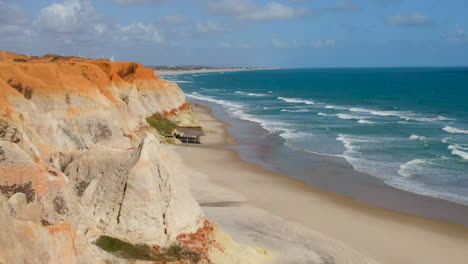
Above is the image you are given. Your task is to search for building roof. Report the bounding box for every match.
[175,126,205,137]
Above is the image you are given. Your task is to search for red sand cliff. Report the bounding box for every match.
[0,52,266,264]
[0,51,182,115]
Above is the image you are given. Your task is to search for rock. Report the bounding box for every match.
[7,192,27,211]
[0,51,265,264]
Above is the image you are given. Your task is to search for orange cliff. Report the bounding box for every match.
[0,51,185,116]
[0,51,195,263]
[0,51,268,264]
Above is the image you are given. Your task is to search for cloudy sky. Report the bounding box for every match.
[0,0,467,67]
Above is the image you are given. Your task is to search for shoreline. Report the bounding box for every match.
[155,68,278,76]
[188,98,468,226]
[175,102,468,264]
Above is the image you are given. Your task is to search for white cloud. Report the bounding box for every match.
[446,25,468,44]
[273,39,288,48]
[119,22,164,43]
[273,39,335,49]
[207,0,307,20]
[455,25,465,35]
[218,42,251,49]
[0,2,30,37]
[93,24,108,34]
[33,0,164,45]
[310,39,336,48]
[309,1,362,16]
[386,13,431,26]
[156,15,187,25]
[272,39,300,48]
[0,2,29,25]
[331,1,361,11]
[196,21,227,34]
[34,0,105,33]
[107,0,166,5]
[218,42,232,48]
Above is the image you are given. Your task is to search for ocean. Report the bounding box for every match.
[163,68,468,206]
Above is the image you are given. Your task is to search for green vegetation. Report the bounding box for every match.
[94,236,154,261]
[146,114,177,136]
[51,56,59,62]
[165,244,201,263]
[13,58,28,62]
[94,236,201,263]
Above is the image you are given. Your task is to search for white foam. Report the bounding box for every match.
[235,91,267,97]
[336,134,363,153]
[449,144,468,151]
[277,97,314,105]
[231,108,291,133]
[281,109,312,113]
[358,119,375,124]
[443,126,468,134]
[348,107,453,123]
[349,107,408,117]
[187,93,243,110]
[318,112,365,120]
[188,93,295,135]
[174,80,192,83]
[200,88,220,91]
[324,105,347,110]
[268,91,273,94]
[280,130,313,140]
[409,135,428,141]
[336,113,361,120]
[448,145,468,160]
[398,159,430,178]
[402,115,453,122]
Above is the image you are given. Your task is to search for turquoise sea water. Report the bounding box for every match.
[164,68,468,205]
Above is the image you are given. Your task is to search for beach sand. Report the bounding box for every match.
[173,104,468,264]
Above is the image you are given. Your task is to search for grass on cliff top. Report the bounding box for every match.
[146,114,177,136]
[94,236,200,263]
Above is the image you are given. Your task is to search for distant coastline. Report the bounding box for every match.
[151,66,278,75]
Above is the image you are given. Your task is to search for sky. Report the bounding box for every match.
[0,0,467,67]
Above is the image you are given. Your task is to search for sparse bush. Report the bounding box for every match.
[146,114,177,136]
[94,236,200,263]
[51,56,59,62]
[13,58,28,62]
[94,236,154,261]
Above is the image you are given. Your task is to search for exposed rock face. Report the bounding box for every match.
[0,52,262,263]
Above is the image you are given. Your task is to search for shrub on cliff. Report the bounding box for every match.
[94,236,201,263]
[146,114,177,136]
[13,58,28,62]
[94,236,154,261]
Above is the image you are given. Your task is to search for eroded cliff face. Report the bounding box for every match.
[0,52,267,264]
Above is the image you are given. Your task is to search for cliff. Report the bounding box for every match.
[0,51,268,264]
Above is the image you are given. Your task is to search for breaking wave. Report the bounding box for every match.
[443,126,468,134]
[277,97,315,105]
[281,109,312,113]
[234,91,268,97]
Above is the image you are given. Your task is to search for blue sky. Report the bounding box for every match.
[0,0,467,67]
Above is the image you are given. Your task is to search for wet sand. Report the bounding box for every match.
[174,103,468,264]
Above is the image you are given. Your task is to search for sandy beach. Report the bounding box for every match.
[174,103,468,264]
